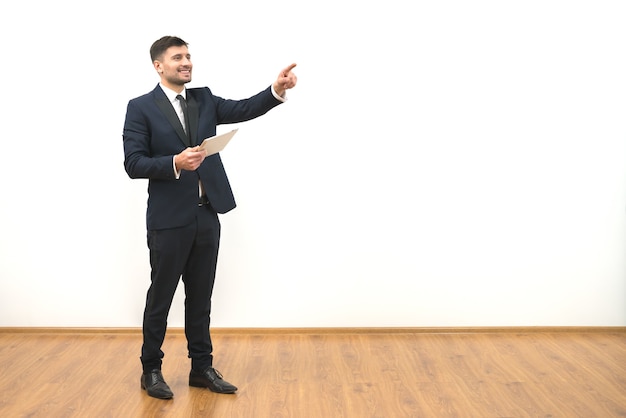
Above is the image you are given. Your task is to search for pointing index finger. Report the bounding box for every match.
[282,63,297,76]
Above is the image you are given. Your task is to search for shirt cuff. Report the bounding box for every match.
[173,156,181,179]
[271,85,287,102]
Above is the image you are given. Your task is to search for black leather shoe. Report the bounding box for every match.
[189,367,238,393]
[141,369,174,399]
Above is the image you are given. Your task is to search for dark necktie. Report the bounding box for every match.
[176,94,191,144]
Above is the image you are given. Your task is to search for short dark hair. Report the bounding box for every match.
[150,36,188,62]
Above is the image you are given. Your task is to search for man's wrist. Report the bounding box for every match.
[271,84,287,102]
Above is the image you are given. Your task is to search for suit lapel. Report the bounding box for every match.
[153,86,191,147]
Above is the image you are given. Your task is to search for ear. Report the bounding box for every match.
[153,60,163,73]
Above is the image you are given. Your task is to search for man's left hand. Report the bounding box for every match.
[273,63,298,97]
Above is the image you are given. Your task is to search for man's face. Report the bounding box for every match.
[154,45,192,90]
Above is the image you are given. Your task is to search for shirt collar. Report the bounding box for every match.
[159,83,186,103]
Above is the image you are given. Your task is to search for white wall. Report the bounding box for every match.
[0,1,624,327]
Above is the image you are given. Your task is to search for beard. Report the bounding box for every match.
[164,69,191,86]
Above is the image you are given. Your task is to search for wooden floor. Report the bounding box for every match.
[0,328,625,417]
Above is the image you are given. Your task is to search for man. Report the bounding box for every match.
[123,36,297,399]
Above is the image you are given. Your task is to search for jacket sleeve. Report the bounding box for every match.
[214,86,282,125]
[122,98,178,180]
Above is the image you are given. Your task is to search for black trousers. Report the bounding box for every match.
[141,204,220,373]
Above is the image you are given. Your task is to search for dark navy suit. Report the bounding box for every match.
[123,84,282,371]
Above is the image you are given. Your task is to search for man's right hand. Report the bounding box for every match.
[175,146,206,171]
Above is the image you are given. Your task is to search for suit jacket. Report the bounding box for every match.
[123,84,282,230]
